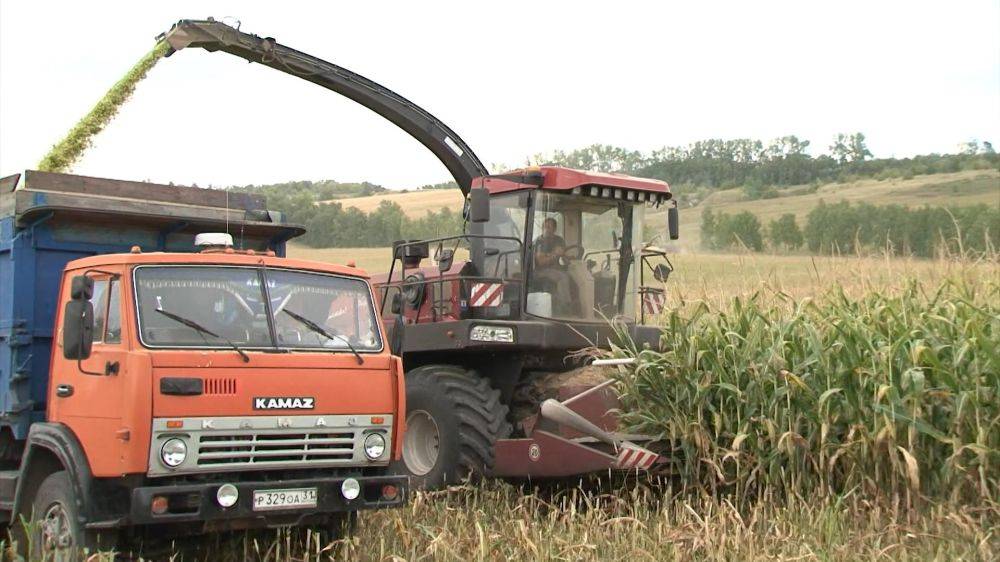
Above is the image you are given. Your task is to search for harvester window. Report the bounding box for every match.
[527,192,640,321]
[482,192,528,279]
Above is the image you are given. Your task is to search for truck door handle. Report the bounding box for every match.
[56,384,74,398]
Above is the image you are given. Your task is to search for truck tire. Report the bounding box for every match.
[21,471,112,560]
[394,365,511,489]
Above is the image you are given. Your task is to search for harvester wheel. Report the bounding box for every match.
[395,364,511,489]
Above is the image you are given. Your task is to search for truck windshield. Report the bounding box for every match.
[134,266,382,352]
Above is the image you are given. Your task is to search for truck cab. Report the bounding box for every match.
[1,171,406,557]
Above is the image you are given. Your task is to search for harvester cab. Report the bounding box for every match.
[159,18,679,488]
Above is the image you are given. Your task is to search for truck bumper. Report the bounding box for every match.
[124,474,407,527]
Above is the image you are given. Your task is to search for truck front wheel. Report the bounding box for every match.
[395,365,511,489]
[22,471,111,559]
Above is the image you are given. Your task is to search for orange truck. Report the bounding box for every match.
[0,171,407,557]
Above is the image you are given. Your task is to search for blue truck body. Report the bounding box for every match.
[0,170,302,442]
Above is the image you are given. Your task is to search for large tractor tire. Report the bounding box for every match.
[394,365,511,489]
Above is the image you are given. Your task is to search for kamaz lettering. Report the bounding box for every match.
[254,397,316,410]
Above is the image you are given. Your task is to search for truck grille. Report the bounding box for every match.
[148,415,393,476]
[197,430,357,467]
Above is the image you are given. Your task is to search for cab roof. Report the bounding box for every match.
[478,166,670,198]
[65,251,370,279]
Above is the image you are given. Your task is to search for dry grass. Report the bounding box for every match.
[287,243,976,303]
[287,245,397,273]
[323,189,464,217]
[73,482,996,561]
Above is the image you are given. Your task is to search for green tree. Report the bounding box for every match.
[847,133,872,162]
[701,209,717,249]
[702,210,763,251]
[725,212,764,251]
[768,214,803,250]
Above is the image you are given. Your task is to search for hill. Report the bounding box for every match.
[657,169,999,249]
[324,188,464,218]
[314,169,997,251]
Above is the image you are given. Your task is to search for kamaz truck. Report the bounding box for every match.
[0,171,407,558]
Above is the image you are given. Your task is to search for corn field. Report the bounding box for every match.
[611,266,998,507]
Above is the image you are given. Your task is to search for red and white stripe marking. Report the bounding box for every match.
[642,291,666,315]
[615,444,658,470]
[470,283,504,307]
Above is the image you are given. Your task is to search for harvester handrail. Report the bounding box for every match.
[380,234,524,317]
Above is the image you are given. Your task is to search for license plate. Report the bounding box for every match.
[252,487,318,511]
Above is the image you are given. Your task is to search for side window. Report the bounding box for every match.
[90,279,109,344]
[105,279,122,344]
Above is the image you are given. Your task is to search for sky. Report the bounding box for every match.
[1,1,998,189]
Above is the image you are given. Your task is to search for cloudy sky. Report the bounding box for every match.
[1,1,997,189]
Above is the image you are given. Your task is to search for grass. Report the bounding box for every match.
[37,42,169,173]
[37,482,995,561]
[322,189,464,216]
[288,243,969,300]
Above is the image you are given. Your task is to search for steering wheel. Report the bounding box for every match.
[562,245,585,260]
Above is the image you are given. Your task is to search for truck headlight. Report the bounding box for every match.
[160,438,187,467]
[216,483,239,508]
[470,325,514,343]
[364,433,386,460]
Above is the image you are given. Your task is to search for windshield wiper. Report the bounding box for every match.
[155,308,250,363]
[282,309,364,365]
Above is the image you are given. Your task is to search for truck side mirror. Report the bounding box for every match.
[71,274,94,300]
[667,203,679,241]
[63,275,95,360]
[469,187,490,223]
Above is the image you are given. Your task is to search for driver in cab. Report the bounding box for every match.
[533,217,575,314]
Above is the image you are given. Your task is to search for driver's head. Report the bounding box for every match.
[542,217,558,237]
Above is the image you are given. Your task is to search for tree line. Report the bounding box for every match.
[226,133,996,249]
[532,135,997,198]
[701,203,999,257]
[296,200,465,248]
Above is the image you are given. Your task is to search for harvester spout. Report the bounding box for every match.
[156,18,489,193]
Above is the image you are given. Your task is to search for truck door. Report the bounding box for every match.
[50,270,130,476]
